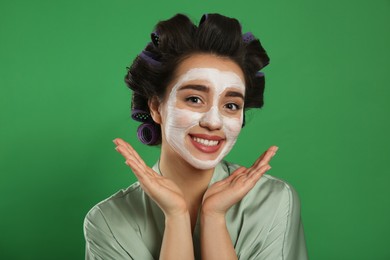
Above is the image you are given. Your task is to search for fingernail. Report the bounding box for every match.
[267,166,272,171]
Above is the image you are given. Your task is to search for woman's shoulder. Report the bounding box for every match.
[84,181,147,224]
[83,182,162,259]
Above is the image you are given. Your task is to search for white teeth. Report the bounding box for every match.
[192,137,219,146]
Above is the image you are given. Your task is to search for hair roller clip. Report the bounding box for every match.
[139,50,161,66]
[151,31,160,47]
[255,71,265,78]
[199,14,208,26]
[242,32,256,44]
[131,109,152,123]
[137,122,160,145]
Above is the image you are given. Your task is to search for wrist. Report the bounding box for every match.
[162,202,189,219]
[201,206,226,218]
[165,210,190,223]
[165,211,192,235]
[200,209,226,226]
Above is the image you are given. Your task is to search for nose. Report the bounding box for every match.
[199,106,223,130]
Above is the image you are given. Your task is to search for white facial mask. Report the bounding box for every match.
[162,68,245,170]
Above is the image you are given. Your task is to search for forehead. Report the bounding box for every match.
[172,53,245,87]
[175,68,245,91]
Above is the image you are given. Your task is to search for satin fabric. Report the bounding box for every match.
[84,161,308,259]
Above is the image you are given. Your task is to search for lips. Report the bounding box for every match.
[189,134,224,154]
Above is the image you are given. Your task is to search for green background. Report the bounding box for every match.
[1,0,389,259]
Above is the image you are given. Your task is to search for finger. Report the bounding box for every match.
[146,166,161,177]
[115,139,147,168]
[123,150,157,178]
[116,145,147,173]
[125,159,155,194]
[259,146,277,164]
[112,138,121,146]
[122,141,147,168]
[231,172,249,185]
[116,144,158,179]
[231,167,247,176]
[248,146,275,171]
[113,138,129,147]
[125,158,145,179]
[251,150,267,168]
[246,164,271,182]
[127,150,157,177]
[113,138,133,158]
[220,167,247,184]
[126,158,157,184]
[253,146,278,170]
[115,144,133,160]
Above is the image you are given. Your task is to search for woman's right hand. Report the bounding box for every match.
[113,138,188,217]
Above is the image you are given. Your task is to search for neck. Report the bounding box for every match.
[160,154,214,196]
[159,145,215,203]
[159,141,217,232]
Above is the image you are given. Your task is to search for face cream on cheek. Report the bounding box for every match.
[162,68,245,170]
[215,113,243,162]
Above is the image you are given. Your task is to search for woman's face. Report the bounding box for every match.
[156,54,245,170]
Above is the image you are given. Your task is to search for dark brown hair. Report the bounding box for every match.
[125,13,270,145]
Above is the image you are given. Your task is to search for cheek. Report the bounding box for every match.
[168,108,202,129]
[223,117,243,138]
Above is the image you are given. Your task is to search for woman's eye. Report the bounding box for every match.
[186,96,202,104]
[225,103,240,111]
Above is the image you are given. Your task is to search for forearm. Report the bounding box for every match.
[160,212,194,260]
[200,213,237,260]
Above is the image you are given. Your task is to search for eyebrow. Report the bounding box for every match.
[225,90,244,100]
[178,84,244,100]
[178,84,209,92]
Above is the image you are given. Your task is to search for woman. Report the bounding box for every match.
[84,13,308,260]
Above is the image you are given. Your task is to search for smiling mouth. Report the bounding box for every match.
[192,136,220,146]
[189,134,224,153]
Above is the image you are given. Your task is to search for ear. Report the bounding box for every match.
[148,96,162,124]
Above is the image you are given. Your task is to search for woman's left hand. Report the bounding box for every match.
[201,145,278,217]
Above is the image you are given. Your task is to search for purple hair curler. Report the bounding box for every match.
[139,50,161,66]
[131,109,152,123]
[137,122,160,145]
[242,32,256,43]
[255,71,265,78]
